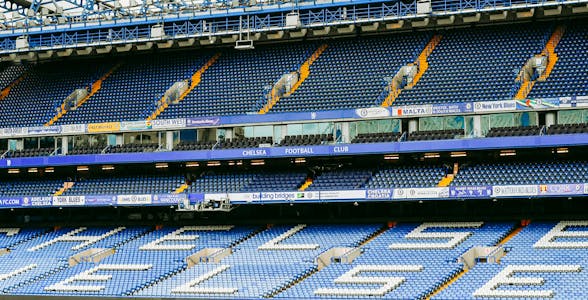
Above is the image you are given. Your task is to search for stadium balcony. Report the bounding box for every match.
[451,161,588,186]
[547,123,588,135]
[279,134,334,147]
[485,126,543,138]
[406,129,465,141]
[351,132,402,144]
[529,21,588,99]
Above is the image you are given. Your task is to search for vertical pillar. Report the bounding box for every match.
[166,131,174,151]
[61,136,69,155]
[473,115,482,137]
[545,112,556,127]
[408,119,418,133]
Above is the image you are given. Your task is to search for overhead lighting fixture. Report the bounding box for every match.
[251,159,265,166]
[384,154,399,160]
[102,165,115,170]
[8,169,20,174]
[499,150,516,157]
[77,166,89,171]
[424,153,440,159]
[27,168,38,173]
[294,158,306,164]
[155,163,168,169]
[45,167,54,173]
[555,147,568,154]
[450,151,467,158]
[186,162,200,167]
[207,161,221,167]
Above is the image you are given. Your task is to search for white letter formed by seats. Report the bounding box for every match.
[0,228,20,236]
[314,265,423,297]
[139,225,234,251]
[172,265,237,294]
[27,227,125,251]
[0,264,37,282]
[534,221,588,248]
[389,222,484,250]
[474,265,581,298]
[258,224,319,250]
[44,264,152,292]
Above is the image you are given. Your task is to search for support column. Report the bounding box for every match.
[408,119,418,133]
[61,136,69,155]
[545,112,556,127]
[166,131,174,151]
[473,115,482,137]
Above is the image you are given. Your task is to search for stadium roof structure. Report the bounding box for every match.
[0,0,587,58]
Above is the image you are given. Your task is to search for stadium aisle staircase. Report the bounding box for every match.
[514,25,566,100]
[0,72,27,102]
[52,182,75,196]
[438,163,458,187]
[147,53,221,121]
[382,34,442,107]
[298,178,313,191]
[259,44,328,114]
[173,183,190,194]
[46,63,122,126]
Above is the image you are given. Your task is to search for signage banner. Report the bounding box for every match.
[85,195,115,206]
[24,196,52,207]
[585,183,588,195]
[473,100,517,112]
[61,124,86,134]
[225,192,258,203]
[87,122,121,133]
[27,126,62,135]
[0,198,22,207]
[186,117,221,127]
[240,148,270,158]
[366,189,393,200]
[116,194,152,205]
[538,184,585,196]
[153,193,187,204]
[449,186,493,198]
[52,195,86,206]
[394,187,449,199]
[151,118,186,129]
[120,120,152,131]
[493,185,538,197]
[515,98,560,110]
[2,127,27,137]
[355,107,391,119]
[432,103,474,115]
[188,193,205,204]
[393,105,433,117]
[319,190,366,200]
[258,191,318,202]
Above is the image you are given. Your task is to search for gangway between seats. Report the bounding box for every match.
[146,53,221,121]
[380,34,442,107]
[46,62,123,126]
[514,25,565,100]
[258,44,328,114]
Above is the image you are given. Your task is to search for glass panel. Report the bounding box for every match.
[243,126,254,138]
[464,116,474,137]
[287,124,303,135]
[445,116,464,130]
[39,136,55,148]
[23,138,37,149]
[419,117,444,131]
[302,123,318,134]
[254,125,273,138]
[141,132,157,144]
[489,113,514,128]
[558,110,583,124]
[480,115,490,136]
[349,123,357,140]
